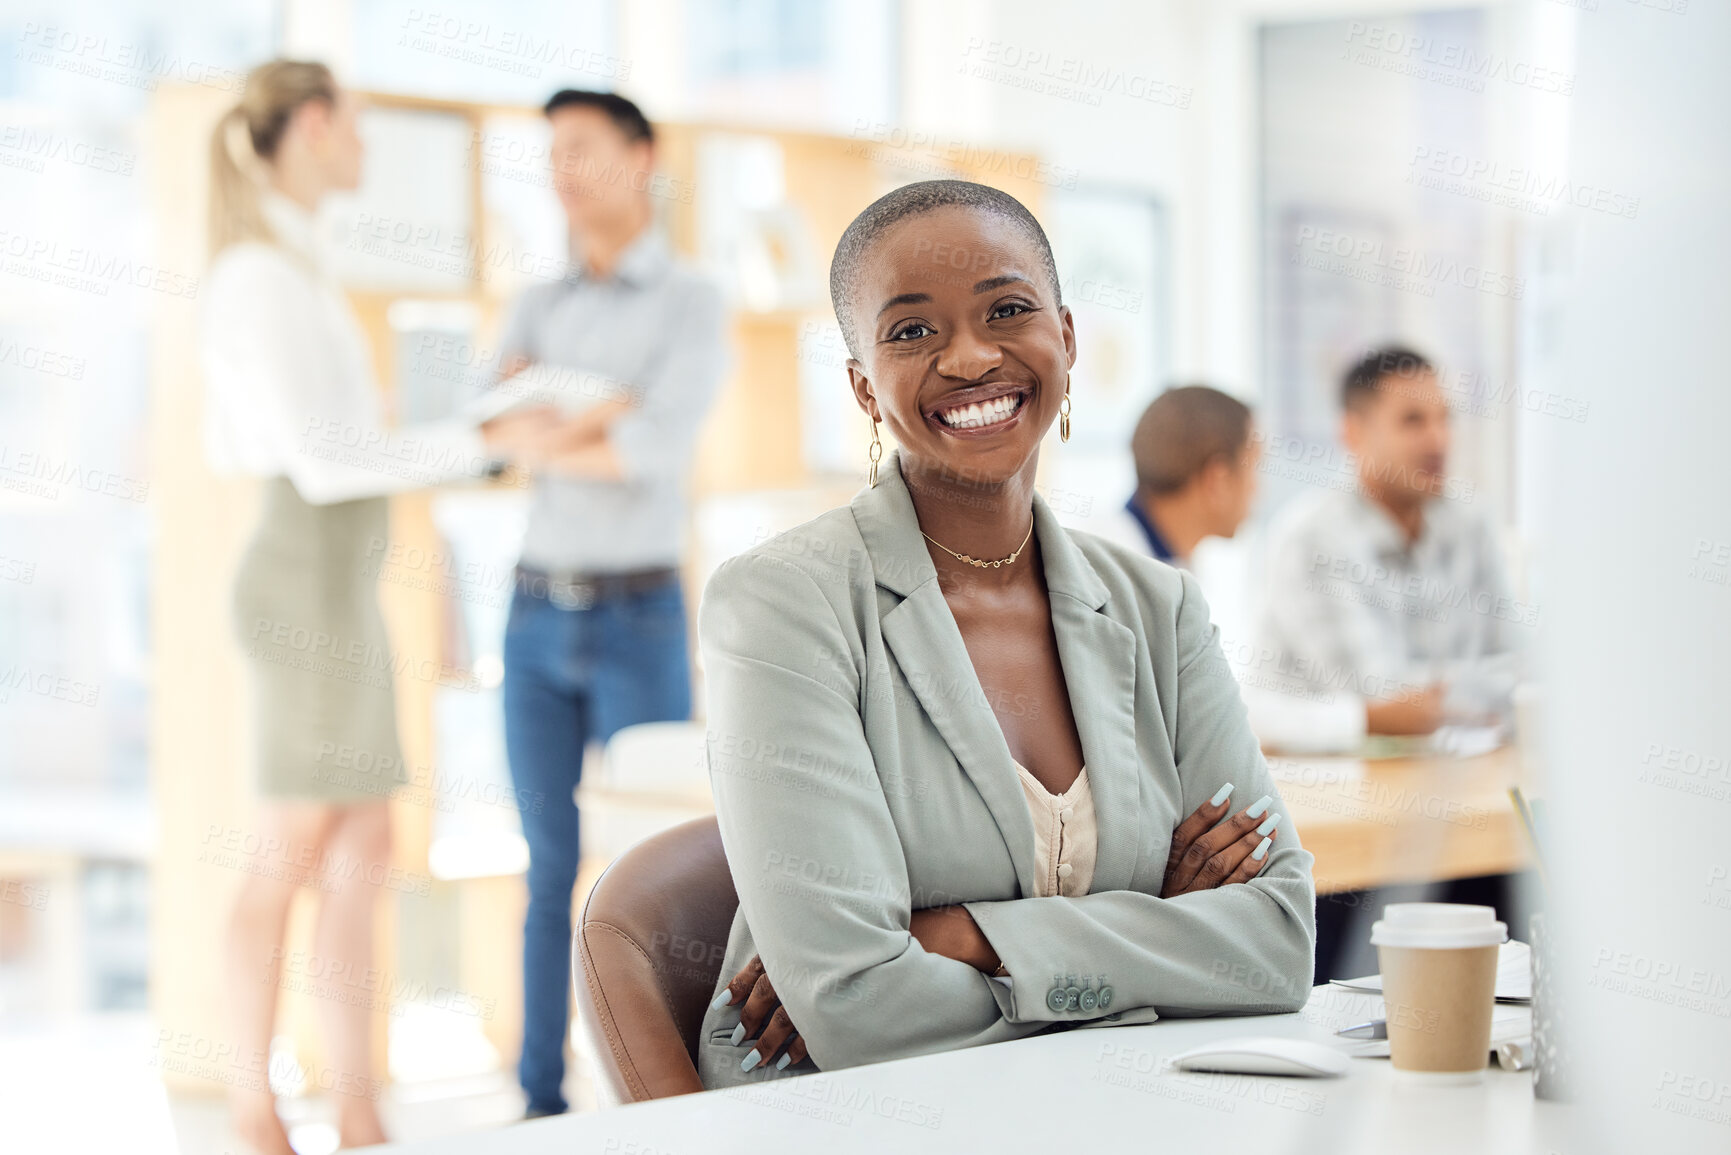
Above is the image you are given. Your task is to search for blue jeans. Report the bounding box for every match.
[502,576,692,1115]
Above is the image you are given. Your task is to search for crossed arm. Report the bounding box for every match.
[478,355,631,480]
[488,280,728,482]
[716,791,1289,1072]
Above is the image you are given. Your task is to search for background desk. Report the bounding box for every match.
[1272,747,1533,895]
[365,983,1565,1155]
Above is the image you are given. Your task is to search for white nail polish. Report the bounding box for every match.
[730,1023,746,1046]
[710,990,734,1011]
[1210,783,1234,807]
[1251,836,1271,861]
[1246,795,1272,820]
[741,1049,762,1072]
[775,1054,792,1071]
[1256,813,1282,837]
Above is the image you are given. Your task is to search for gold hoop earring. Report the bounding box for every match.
[1059,379,1072,443]
[867,419,883,486]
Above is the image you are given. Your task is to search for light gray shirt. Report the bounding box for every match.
[1248,487,1525,752]
[497,229,727,572]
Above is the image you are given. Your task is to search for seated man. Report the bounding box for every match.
[1248,346,1522,754]
[1095,385,1261,570]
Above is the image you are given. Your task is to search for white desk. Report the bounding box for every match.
[372,984,1568,1154]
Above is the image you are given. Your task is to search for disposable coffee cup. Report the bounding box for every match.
[1370,903,1507,1083]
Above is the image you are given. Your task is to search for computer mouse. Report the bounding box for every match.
[1168,1036,1352,1078]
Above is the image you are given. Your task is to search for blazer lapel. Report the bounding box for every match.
[1033,499,1144,894]
[853,453,1040,900]
[850,451,1146,899]
[880,587,1042,899]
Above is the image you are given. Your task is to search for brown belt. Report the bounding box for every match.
[515,565,678,611]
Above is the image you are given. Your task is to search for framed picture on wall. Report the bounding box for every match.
[1264,205,1398,505]
[1041,186,1168,523]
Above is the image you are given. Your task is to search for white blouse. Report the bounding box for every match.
[1012,760,1097,898]
[988,760,1097,986]
[199,189,489,505]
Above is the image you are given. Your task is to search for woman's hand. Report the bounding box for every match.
[1161,786,1282,898]
[713,956,808,1073]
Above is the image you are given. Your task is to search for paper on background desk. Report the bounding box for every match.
[1331,939,1532,1003]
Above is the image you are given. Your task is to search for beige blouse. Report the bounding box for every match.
[1012,760,1097,898]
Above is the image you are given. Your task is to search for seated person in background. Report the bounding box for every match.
[1093,385,1261,570]
[693,179,1314,1089]
[1248,346,1521,754]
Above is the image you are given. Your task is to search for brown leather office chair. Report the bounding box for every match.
[572,815,738,1103]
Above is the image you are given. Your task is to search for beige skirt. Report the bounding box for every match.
[231,478,407,802]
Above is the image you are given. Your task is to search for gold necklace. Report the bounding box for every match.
[921,519,1036,569]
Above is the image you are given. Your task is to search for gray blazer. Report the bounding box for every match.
[695,451,1315,1091]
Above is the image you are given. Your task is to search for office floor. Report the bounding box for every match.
[167,1070,560,1155]
[3,853,615,1155]
[4,1011,603,1154]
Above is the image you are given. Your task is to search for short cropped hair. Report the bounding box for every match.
[1342,345,1434,412]
[1131,385,1254,496]
[543,89,654,144]
[828,179,1062,359]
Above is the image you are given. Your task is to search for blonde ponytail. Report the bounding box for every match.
[207,59,337,259]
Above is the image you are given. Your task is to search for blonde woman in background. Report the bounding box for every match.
[200,60,546,1153]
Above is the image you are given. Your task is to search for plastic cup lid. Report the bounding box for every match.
[1370,902,1508,949]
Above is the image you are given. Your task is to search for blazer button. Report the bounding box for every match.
[1046,986,1070,1013]
[1078,987,1099,1012]
[1098,985,1114,1009]
[1065,986,1082,1012]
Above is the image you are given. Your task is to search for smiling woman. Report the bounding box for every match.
[694,180,1316,1089]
